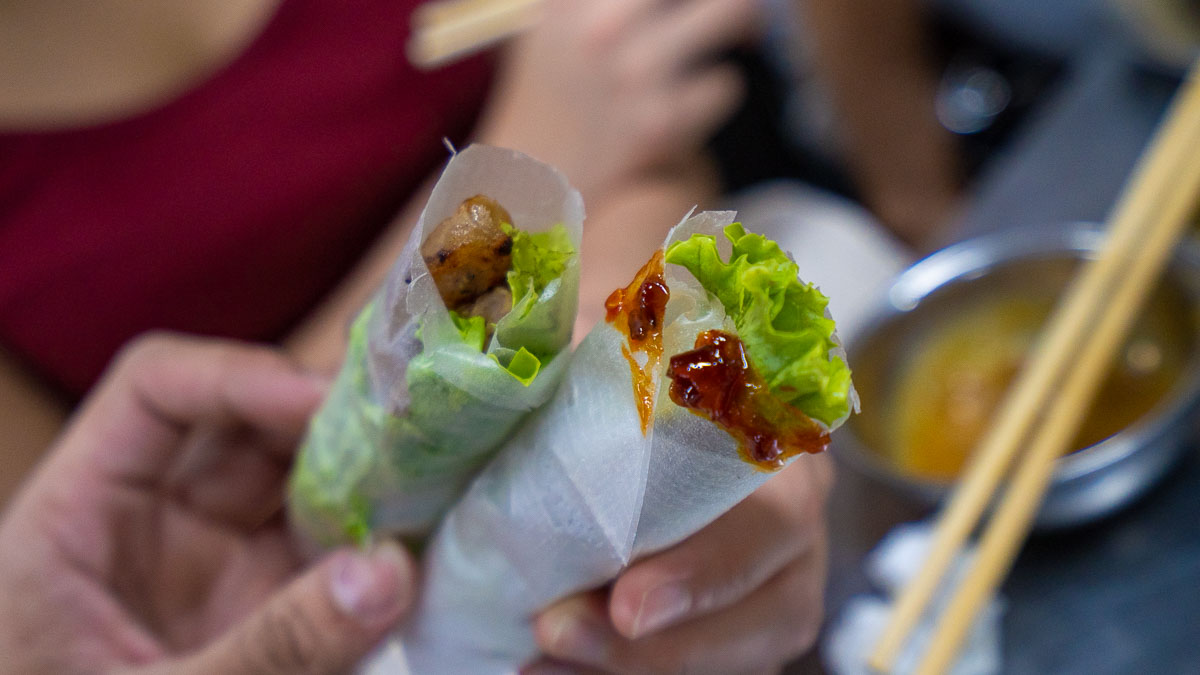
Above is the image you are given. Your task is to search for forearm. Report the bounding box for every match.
[800,0,962,247]
[0,348,68,507]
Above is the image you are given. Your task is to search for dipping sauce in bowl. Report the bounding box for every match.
[840,224,1200,526]
[887,292,1187,481]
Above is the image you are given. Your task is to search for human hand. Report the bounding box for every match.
[475,0,762,203]
[0,334,415,674]
[525,453,834,674]
[870,183,964,253]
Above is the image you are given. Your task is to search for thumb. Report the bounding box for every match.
[177,541,414,675]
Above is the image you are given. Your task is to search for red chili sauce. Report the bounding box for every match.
[605,250,669,434]
[667,330,830,470]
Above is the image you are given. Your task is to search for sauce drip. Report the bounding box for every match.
[605,250,669,434]
[668,330,829,470]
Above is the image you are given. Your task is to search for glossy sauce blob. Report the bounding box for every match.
[605,250,669,434]
[668,330,829,470]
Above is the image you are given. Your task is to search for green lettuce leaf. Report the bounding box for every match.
[288,305,382,546]
[438,222,574,387]
[664,222,852,426]
[450,311,488,352]
[491,347,541,386]
[448,309,543,386]
[502,223,574,324]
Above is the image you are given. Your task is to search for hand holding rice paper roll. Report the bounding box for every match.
[288,144,584,546]
[387,210,856,674]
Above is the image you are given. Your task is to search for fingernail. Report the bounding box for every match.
[542,606,609,663]
[631,583,691,638]
[329,541,411,625]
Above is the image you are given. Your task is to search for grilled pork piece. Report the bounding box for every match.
[422,195,514,309]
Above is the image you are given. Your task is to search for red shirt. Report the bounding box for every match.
[0,0,492,398]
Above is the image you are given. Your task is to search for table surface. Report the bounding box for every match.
[797,35,1200,675]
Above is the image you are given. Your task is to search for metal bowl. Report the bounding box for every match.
[835,223,1200,528]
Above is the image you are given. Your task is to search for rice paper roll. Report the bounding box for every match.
[288,144,584,545]
[386,210,857,673]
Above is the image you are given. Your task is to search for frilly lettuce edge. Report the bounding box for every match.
[664,222,853,427]
[502,222,574,324]
[448,312,541,386]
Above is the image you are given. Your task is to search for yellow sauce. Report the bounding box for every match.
[884,295,1185,482]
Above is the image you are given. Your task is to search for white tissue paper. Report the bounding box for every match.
[823,522,1005,675]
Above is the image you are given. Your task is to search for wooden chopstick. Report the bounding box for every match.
[408,0,543,69]
[869,60,1200,674]
[914,111,1200,674]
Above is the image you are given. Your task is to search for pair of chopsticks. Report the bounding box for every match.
[868,60,1200,675]
[408,0,543,69]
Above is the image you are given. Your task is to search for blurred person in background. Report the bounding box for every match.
[0,1,835,673]
[0,0,757,496]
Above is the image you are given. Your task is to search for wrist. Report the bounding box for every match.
[868,185,962,251]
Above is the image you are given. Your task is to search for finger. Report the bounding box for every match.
[169,540,414,675]
[65,332,328,486]
[537,550,826,675]
[521,656,610,675]
[608,455,831,639]
[553,0,660,52]
[662,63,746,146]
[631,64,744,161]
[168,427,293,528]
[644,0,763,72]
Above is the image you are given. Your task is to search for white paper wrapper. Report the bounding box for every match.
[377,211,852,673]
[289,144,585,544]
